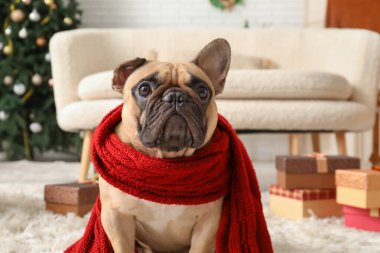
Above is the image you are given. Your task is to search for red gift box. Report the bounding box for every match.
[269,184,337,200]
[343,205,380,232]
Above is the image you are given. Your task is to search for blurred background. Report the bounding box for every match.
[0,0,377,175]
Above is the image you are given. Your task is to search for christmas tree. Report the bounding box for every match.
[0,0,82,160]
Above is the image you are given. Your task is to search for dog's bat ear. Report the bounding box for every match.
[112,58,147,93]
[192,39,231,95]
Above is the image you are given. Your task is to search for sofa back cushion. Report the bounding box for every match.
[219,70,352,100]
[78,69,352,101]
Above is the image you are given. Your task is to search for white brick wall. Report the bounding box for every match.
[77,0,306,28]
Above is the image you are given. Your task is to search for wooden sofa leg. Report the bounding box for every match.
[370,94,380,165]
[79,130,93,183]
[289,134,300,155]
[335,131,347,155]
[370,111,380,165]
[311,133,321,153]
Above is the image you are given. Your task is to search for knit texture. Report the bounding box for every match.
[65,104,273,253]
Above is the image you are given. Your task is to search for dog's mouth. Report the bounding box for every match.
[139,99,206,152]
[156,114,194,152]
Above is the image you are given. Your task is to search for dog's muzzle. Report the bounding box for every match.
[139,87,206,152]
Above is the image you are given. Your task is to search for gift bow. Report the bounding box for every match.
[305,153,328,173]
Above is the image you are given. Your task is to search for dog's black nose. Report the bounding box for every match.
[163,90,188,108]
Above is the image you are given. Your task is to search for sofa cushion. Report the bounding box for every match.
[219,70,352,100]
[78,70,352,101]
[78,71,120,100]
[76,54,272,101]
[229,54,276,69]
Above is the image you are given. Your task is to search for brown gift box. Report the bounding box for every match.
[336,169,380,209]
[44,182,99,217]
[276,155,360,189]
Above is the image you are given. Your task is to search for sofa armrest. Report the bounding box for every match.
[352,31,380,114]
[49,29,138,121]
[295,29,380,118]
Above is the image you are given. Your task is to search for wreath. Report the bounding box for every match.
[209,0,243,10]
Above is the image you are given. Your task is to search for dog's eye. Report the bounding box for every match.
[138,82,152,97]
[198,86,209,99]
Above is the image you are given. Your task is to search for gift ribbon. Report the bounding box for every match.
[371,165,380,172]
[305,153,328,173]
[370,208,379,218]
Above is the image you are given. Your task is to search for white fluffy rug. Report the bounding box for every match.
[1,161,379,253]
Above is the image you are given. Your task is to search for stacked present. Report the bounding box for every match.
[270,154,360,220]
[44,182,99,217]
[269,184,342,220]
[336,168,380,232]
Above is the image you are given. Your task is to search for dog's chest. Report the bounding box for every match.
[99,176,223,249]
[136,199,195,227]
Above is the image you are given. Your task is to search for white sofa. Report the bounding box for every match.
[50,28,380,181]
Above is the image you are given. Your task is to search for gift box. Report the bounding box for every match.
[336,169,380,209]
[269,184,342,220]
[343,205,380,232]
[44,182,99,217]
[276,155,360,189]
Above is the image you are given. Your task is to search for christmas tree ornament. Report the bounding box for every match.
[10,9,25,23]
[29,122,43,133]
[0,111,9,121]
[29,113,35,120]
[221,0,236,9]
[22,0,32,4]
[29,9,41,22]
[18,28,28,39]
[32,73,43,85]
[5,27,12,36]
[75,13,81,20]
[48,78,54,87]
[0,42,3,50]
[63,17,73,26]
[3,45,13,55]
[44,53,51,62]
[44,0,54,5]
[13,83,26,95]
[3,75,13,86]
[210,0,242,10]
[36,36,47,47]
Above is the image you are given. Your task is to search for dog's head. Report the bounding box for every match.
[112,39,231,156]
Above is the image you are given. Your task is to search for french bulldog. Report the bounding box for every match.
[99,38,231,253]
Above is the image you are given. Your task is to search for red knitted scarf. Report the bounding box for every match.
[66,104,273,253]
